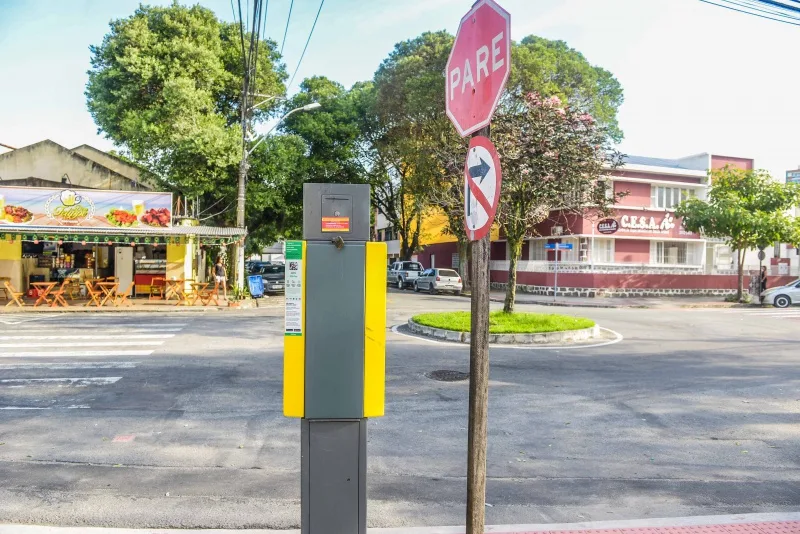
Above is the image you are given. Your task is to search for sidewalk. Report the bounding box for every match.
[1,512,798,533]
[0,296,282,313]
[488,290,756,309]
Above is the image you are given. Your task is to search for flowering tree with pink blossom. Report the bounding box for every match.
[493,92,624,312]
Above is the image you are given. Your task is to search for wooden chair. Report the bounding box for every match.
[114,282,135,307]
[65,279,80,300]
[3,281,24,307]
[49,280,70,308]
[199,281,221,306]
[85,281,102,307]
[149,277,165,300]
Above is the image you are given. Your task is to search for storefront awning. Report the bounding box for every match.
[1,224,247,246]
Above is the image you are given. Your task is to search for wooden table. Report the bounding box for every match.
[95,281,119,307]
[166,279,192,306]
[189,282,210,306]
[32,282,58,307]
[0,277,10,300]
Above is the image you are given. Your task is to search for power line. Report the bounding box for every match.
[286,0,325,90]
[280,0,294,56]
[720,0,800,20]
[699,0,800,25]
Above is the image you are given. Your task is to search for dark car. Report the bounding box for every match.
[257,263,285,293]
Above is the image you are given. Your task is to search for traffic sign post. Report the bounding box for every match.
[446,1,510,533]
[545,242,573,301]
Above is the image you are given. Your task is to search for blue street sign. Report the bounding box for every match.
[544,243,573,250]
[544,243,555,250]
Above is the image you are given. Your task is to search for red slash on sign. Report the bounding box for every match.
[463,136,502,241]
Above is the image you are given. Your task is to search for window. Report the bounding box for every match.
[651,241,697,265]
[439,269,459,277]
[530,240,547,261]
[402,262,422,271]
[451,253,460,269]
[651,186,695,209]
[593,239,615,263]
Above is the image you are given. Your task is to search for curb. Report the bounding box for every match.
[2,512,800,533]
[407,318,599,344]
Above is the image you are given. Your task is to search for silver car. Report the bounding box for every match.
[761,278,800,308]
[414,268,463,295]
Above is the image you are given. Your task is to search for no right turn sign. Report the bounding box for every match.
[464,135,502,241]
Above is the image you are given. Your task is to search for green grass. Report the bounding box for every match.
[411,311,595,334]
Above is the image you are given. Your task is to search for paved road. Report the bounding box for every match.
[0,293,798,529]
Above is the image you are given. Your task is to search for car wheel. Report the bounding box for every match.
[429,284,437,295]
[414,281,420,292]
[774,294,791,308]
[454,290,462,296]
[397,278,404,290]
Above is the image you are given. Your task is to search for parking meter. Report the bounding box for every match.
[283,183,386,534]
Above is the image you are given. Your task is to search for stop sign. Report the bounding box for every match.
[445,0,511,138]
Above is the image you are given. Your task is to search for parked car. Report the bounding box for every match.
[247,260,269,274]
[387,261,424,290]
[256,263,285,293]
[414,268,463,295]
[761,278,800,308]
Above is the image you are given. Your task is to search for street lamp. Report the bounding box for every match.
[247,102,321,156]
[234,101,322,289]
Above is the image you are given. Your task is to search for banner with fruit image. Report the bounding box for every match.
[0,186,172,229]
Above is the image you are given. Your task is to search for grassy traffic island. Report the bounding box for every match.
[413,310,595,333]
[410,311,597,344]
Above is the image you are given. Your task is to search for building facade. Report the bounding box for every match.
[417,153,799,297]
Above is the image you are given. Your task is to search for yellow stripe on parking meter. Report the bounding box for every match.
[363,242,387,417]
[283,240,306,417]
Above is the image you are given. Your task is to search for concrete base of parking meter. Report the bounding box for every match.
[301,419,367,534]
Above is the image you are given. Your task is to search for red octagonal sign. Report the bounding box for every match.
[446,0,511,138]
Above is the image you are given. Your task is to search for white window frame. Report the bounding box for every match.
[593,238,615,263]
[651,185,696,210]
[650,240,699,265]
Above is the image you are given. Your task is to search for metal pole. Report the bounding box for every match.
[554,247,559,302]
[466,125,490,534]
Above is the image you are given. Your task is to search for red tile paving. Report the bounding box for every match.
[496,522,800,534]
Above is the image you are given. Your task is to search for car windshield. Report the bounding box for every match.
[438,269,458,277]
[260,265,284,274]
[403,262,421,271]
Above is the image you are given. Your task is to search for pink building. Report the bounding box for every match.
[417,153,797,297]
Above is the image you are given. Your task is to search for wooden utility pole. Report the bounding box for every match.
[466,125,491,534]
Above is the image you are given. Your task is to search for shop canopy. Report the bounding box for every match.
[1,224,247,246]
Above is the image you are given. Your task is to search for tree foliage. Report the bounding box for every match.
[676,167,800,301]
[493,93,622,312]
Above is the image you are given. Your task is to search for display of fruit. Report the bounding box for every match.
[106,209,138,227]
[141,208,171,227]
[4,205,33,223]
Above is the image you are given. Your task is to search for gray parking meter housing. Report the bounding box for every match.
[303,183,371,242]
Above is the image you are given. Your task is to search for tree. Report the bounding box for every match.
[85,2,286,227]
[493,93,622,312]
[676,167,800,302]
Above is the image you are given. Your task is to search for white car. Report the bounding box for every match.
[761,278,800,308]
[414,268,463,295]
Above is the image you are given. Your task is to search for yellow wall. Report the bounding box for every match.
[417,209,500,247]
[0,237,23,291]
[166,240,194,288]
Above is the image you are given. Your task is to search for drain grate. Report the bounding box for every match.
[426,370,469,382]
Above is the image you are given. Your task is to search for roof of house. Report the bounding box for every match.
[624,155,700,170]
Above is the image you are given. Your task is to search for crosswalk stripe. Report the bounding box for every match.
[0,349,154,358]
[0,322,187,329]
[0,340,165,348]
[0,362,138,370]
[0,334,175,340]
[0,377,122,386]
[0,405,90,410]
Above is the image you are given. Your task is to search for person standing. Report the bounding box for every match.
[215,257,227,300]
[759,265,768,304]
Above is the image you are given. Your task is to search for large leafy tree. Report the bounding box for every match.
[85,2,286,238]
[493,93,623,312]
[676,167,800,302]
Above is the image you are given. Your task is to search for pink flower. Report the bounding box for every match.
[545,95,562,106]
[579,113,594,124]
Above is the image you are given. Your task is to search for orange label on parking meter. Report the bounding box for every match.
[321,216,350,232]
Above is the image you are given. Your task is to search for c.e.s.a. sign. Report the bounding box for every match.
[597,218,619,235]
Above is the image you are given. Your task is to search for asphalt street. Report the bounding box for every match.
[0,291,798,529]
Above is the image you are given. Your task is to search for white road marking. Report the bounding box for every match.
[0,405,90,410]
[0,334,174,340]
[0,377,122,386]
[0,362,138,370]
[0,323,187,329]
[390,324,625,350]
[0,350,153,358]
[0,341,164,348]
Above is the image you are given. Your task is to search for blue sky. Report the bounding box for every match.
[1,0,799,180]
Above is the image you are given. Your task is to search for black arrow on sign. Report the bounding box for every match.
[468,157,491,183]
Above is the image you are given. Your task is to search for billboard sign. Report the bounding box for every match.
[0,186,172,229]
[786,170,800,184]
